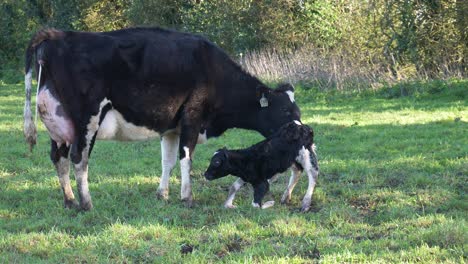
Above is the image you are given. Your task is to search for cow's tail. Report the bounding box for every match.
[24,28,64,152]
[24,43,37,152]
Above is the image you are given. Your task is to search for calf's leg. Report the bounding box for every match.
[281,163,303,205]
[296,144,319,212]
[252,181,274,209]
[224,178,246,208]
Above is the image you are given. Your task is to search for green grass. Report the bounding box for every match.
[0,78,466,263]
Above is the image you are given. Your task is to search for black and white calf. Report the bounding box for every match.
[23,27,301,210]
[204,121,319,211]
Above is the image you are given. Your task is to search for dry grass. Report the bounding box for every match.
[239,46,466,91]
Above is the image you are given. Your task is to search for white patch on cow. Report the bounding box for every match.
[286,90,295,103]
[86,98,110,145]
[252,201,261,208]
[37,87,75,147]
[157,133,180,199]
[180,146,192,200]
[197,130,208,144]
[74,157,92,209]
[55,157,74,201]
[294,120,302,125]
[213,151,219,156]
[97,108,160,141]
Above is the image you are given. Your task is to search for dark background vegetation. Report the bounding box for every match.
[1,0,466,88]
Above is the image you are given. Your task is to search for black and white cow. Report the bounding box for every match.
[204,121,319,211]
[23,27,301,210]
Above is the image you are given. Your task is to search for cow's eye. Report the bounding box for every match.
[214,160,221,167]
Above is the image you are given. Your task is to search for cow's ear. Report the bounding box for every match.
[276,83,294,93]
[276,83,295,102]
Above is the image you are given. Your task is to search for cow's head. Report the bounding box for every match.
[204,148,231,181]
[256,83,301,137]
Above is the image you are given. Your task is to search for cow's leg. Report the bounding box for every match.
[69,112,102,211]
[178,111,204,208]
[70,138,93,211]
[298,144,319,212]
[252,181,274,209]
[281,163,303,205]
[224,178,246,208]
[157,132,180,200]
[50,139,78,208]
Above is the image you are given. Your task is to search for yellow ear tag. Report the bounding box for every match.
[259,93,269,107]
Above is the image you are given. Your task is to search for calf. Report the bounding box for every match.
[204,121,319,211]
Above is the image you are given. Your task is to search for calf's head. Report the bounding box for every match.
[256,83,301,137]
[204,148,231,181]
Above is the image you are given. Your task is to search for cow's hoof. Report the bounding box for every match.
[301,198,311,212]
[64,199,79,209]
[182,197,193,208]
[80,201,93,211]
[224,203,237,209]
[156,188,169,200]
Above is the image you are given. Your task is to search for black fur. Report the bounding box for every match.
[204,122,314,206]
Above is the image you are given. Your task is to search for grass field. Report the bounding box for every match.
[0,78,466,263]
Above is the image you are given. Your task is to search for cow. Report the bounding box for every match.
[23,27,301,210]
[204,121,319,211]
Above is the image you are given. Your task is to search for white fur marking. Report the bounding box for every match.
[286,90,295,103]
[197,131,208,144]
[35,65,42,124]
[86,98,110,145]
[224,178,245,208]
[261,200,275,209]
[158,133,179,198]
[180,146,192,200]
[97,108,160,141]
[294,120,302,125]
[38,87,75,146]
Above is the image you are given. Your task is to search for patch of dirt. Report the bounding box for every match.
[180,243,194,255]
[383,175,405,188]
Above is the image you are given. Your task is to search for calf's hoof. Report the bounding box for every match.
[280,195,290,205]
[261,200,275,209]
[64,199,79,209]
[156,188,169,200]
[224,203,237,209]
[301,198,312,212]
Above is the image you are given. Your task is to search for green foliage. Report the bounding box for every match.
[1,0,466,83]
[0,79,466,262]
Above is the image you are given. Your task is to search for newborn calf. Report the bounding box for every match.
[204,121,319,211]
